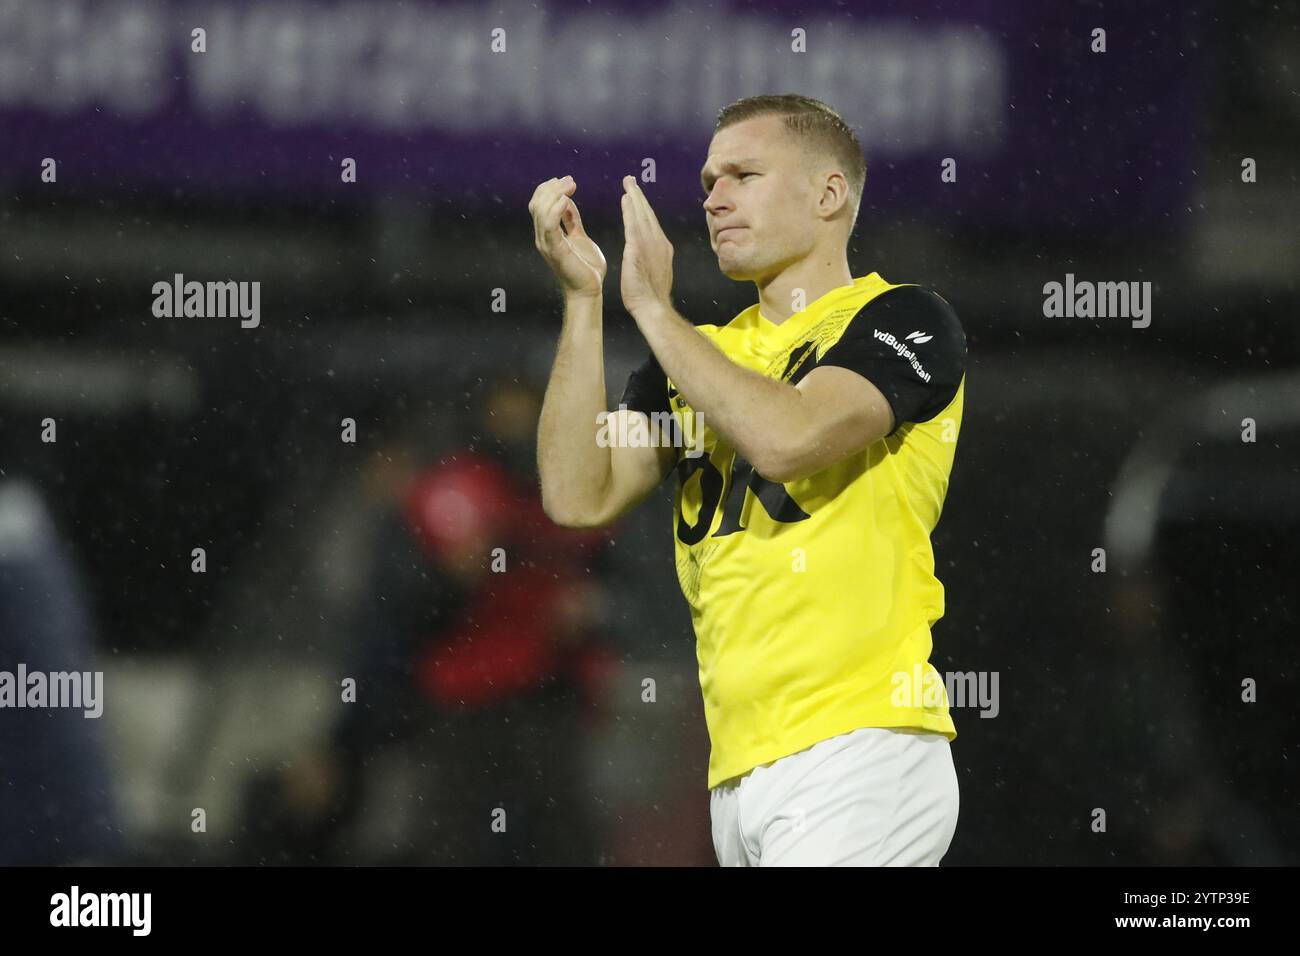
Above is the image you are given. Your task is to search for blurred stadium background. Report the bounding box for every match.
[0,0,1296,865]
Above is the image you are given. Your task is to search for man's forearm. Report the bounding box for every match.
[537,294,612,522]
[632,302,802,474]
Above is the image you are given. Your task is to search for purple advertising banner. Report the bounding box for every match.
[0,0,1198,228]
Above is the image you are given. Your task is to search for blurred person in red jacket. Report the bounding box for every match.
[247,376,619,865]
[405,397,614,715]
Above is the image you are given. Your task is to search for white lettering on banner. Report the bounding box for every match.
[0,0,1006,152]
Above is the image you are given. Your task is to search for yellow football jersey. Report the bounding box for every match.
[620,273,967,788]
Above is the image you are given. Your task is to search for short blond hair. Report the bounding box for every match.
[715,93,866,231]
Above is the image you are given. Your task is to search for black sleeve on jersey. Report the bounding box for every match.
[617,349,670,417]
[816,285,966,437]
[616,349,678,484]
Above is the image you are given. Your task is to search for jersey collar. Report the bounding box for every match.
[753,273,883,342]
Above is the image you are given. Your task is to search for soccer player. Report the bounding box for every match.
[532,94,965,866]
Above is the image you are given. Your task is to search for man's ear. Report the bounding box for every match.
[818,171,851,220]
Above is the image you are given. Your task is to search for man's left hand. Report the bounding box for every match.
[619,174,675,319]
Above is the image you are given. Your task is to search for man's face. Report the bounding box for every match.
[700,114,823,282]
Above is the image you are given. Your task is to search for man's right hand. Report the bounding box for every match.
[530,175,607,300]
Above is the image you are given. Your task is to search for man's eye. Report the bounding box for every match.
[740,172,758,180]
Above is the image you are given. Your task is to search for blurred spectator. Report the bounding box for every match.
[0,477,121,864]
[243,377,618,864]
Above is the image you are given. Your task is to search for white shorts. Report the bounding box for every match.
[709,726,960,866]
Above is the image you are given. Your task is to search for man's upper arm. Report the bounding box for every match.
[604,421,676,519]
[778,286,966,480]
[602,351,677,519]
[811,285,966,438]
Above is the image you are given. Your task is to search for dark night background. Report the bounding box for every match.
[0,0,1296,865]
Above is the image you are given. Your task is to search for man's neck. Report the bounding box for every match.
[755,256,855,325]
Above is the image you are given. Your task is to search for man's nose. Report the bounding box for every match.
[703,187,730,217]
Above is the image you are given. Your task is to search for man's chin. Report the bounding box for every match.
[716,254,753,281]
